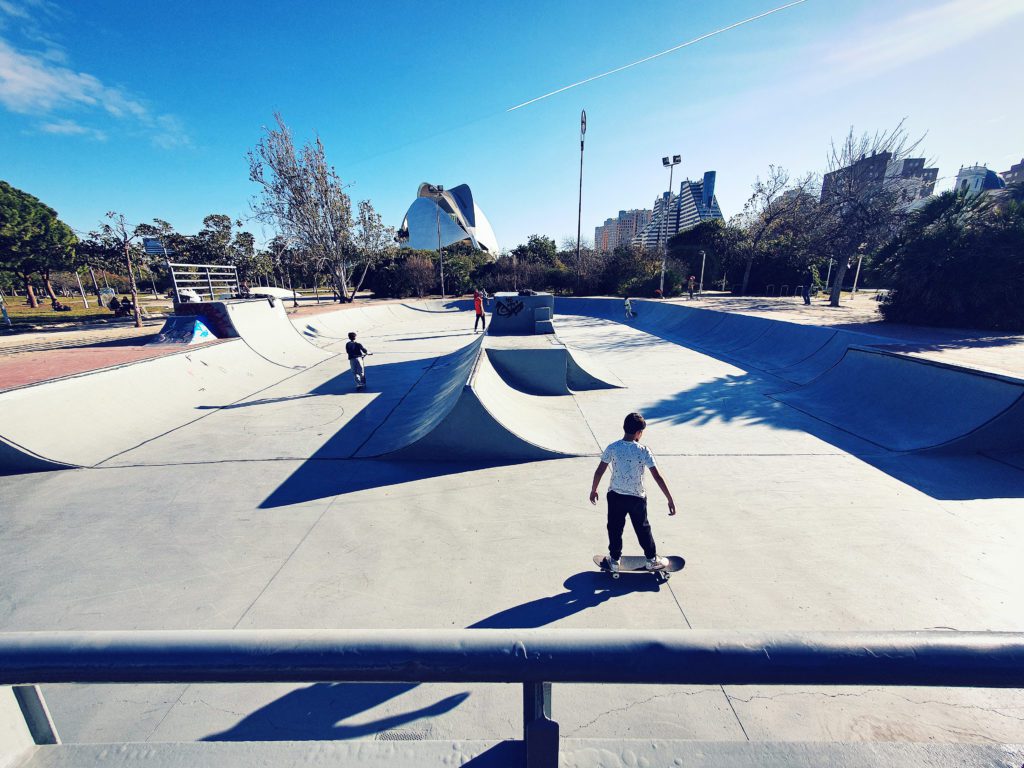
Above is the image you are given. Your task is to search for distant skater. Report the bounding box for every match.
[590,412,675,573]
[473,289,487,333]
[687,275,696,300]
[802,266,814,305]
[346,331,369,389]
[624,296,636,319]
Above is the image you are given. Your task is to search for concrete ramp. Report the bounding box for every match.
[357,337,599,461]
[484,337,622,396]
[224,300,334,369]
[175,299,334,368]
[553,297,882,384]
[772,348,1024,452]
[0,341,292,473]
[149,315,215,345]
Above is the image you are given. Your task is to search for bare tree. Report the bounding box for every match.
[349,200,396,301]
[248,113,354,302]
[406,254,435,298]
[733,165,795,295]
[818,121,926,306]
[91,212,143,328]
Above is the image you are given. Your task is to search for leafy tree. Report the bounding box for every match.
[876,184,1024,330]
[510,234,558,267]
[249,113,353,302]
[0,181,78,308]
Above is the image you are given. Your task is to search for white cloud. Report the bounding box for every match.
[39,118,106,140]
[826,0,1024,77]
[0,37,189,147]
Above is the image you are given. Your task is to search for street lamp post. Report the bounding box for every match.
[576,110,586,284]
[851,243,866,299]
[432,184,446,299]
[698,249,706,298]
[659,154,681,297]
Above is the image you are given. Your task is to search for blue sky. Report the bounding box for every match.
[1,0,1022,251]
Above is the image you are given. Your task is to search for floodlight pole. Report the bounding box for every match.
[576,110,586,277]
[659,154,681,297]
[75,271,89,308]
[698,250,706,298]
[435,185,446,299]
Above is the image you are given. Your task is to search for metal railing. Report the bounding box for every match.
[3,629,1023,768]
[167,261,239,302]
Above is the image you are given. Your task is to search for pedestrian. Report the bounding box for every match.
[623,296,636,320]
[345,331,370,389]
[687,275,696,300]
[473,289,487,333]
[802,266,814,305]
[589,412,675,573]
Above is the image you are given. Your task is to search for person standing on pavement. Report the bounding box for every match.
[346,332,369,389]
[687,275,696,300]
[473,290,487,333]
[802,266,815,305]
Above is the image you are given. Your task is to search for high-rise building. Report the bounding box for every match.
[594,209,652,254]
[632,171,723,250]
[820,152,938,209]
[953,165,1006,196]
[1000,158,1023,186]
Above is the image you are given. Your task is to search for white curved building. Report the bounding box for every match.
[399,183,499,253]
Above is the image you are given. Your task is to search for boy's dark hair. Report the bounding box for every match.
[623,412,646,434]
[348,332,356,340]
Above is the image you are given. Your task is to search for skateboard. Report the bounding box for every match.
[593,554,685,583]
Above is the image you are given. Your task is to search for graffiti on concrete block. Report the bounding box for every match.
[495,298,525,318]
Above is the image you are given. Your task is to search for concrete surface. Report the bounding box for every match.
[12,740,1024,767]
[1,298,1022,754]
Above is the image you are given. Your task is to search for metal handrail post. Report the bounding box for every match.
[524,681,556,768]
[205,267,215,301]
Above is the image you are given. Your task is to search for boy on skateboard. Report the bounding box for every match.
[346,332,369,389]
[589,412,675,573]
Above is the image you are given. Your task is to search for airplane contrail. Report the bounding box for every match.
[507,0,810,112]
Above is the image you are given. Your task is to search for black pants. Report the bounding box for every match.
[475,313,486,331]
[802,286,811,305]
[607,490,657,560]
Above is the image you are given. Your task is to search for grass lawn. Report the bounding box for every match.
[1,296,170,328]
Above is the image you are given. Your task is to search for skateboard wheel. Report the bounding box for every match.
[612,573,620,580]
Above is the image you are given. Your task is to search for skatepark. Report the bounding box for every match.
[1,296,1023,766]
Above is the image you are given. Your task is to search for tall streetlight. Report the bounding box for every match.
[659,154,681,297]
[576,110,587,276]
[698,249,706,298]
[428,184,446,298]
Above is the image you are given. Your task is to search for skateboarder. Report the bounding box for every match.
[623,296,636,319]
[589,412,675,573]
[346,331,369,388]
[473,290,487,333]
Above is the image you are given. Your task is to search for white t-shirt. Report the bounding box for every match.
[601,440,657,498]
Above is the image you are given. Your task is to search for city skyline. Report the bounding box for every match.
[1,0,1022,251]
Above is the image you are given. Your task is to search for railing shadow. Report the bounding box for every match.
[202,571,658,741]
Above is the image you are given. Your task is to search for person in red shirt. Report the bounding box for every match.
[473,290,487,333]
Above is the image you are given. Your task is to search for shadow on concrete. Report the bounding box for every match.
[255,352,559,508]
[203,572,657,741]
[202,682,468,741]
[642,373,1024,501]
[469,571,662,628]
